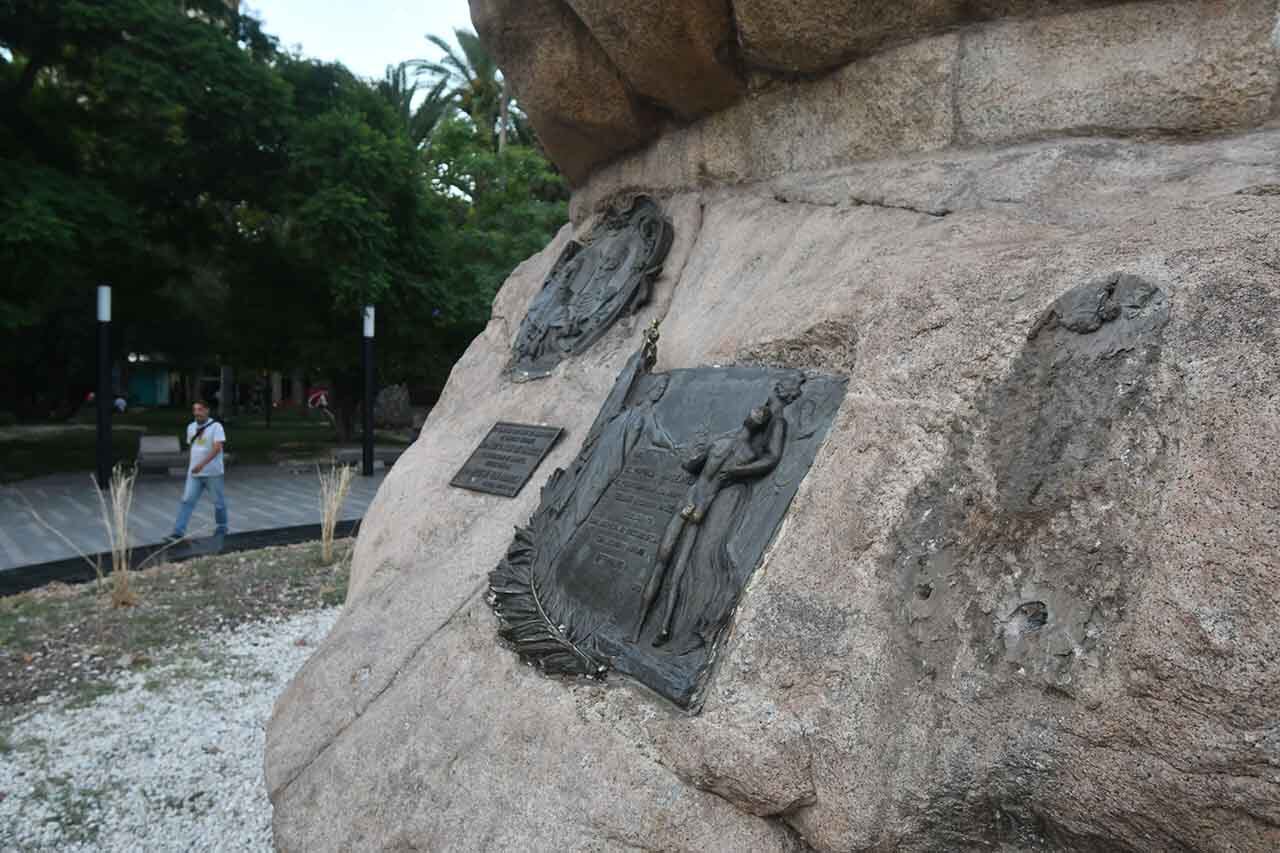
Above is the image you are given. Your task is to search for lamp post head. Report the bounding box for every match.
[363,305,375,339]
[97,285,112,323]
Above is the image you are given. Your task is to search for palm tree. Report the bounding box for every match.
[377,63,417,129]
[376,62,453,148]
[409,29,516,152]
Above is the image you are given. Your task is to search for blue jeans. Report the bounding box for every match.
[172,475,228,536]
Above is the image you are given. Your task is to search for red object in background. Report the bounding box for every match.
[306,388,331,409]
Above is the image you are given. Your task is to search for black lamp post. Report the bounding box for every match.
[362,305,375,477]
[96,285,112,490]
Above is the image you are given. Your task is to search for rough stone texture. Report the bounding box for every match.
[564,0,743,120]
[955,0,1280,144]
[731,0,1122,74]
[574,33,960,219]
[561,0,1280,217]
[470,0,659,185]
[269,128,1280,850]
[266,196,734,851]
[468,0,1280,193]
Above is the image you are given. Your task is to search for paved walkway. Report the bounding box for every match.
[0,466,387,571]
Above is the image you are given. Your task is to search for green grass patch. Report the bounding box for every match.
[0,731,45,756]
[0,429,140,483]
[0,540,352,717]
[30,775,106,843]
[4,406,409,481]
[0,591,99,657]
[63,680,117,711]
[142,659,213,693]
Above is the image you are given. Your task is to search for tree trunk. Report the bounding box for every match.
[331,370,361,443]
[219,364,235,417]
[498,76,511,153]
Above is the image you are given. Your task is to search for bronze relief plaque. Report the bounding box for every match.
[451,422,564,498]
[508,196,674,381]
[488,340,846,709]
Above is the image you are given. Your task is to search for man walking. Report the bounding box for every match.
[167,400,228,541]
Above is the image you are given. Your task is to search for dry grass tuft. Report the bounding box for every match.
[317,463,355,564]
[93,465,138,608]
[23,464,155,608]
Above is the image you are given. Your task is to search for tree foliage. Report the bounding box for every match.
[1,0,288,415]
[427,116,567,331]
[223,57,449,438]
[0,5,567,426]
[377,62,451,148]
[409,28,531,152]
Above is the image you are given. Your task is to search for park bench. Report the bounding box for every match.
[136,435,186,475]
[136,433,234,476]
[333,446,404,470]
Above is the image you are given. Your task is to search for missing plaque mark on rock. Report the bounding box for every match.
[992,273,1169,514]
[890,272,1168,692]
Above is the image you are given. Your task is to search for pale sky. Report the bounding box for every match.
[243,1,477,81]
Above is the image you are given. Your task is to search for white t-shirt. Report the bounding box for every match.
[187,420,227,477]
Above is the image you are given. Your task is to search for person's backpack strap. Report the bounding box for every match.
[190,418,220,444]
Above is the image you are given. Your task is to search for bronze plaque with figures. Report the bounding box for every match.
[488,335,846,709]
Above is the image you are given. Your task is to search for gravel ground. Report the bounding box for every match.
[0,607,339,852]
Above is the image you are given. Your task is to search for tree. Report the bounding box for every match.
[423,115,568,358]
[250,54,568,422]
[224,57,448,440]
[1,4,568,430]
[376,62,452,149]
[0,0,289,417]
[240,58,569,419]
[410,28,526,153]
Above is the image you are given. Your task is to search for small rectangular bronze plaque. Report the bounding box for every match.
[451,422,564,498]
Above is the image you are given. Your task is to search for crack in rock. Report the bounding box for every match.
[271,579,488,802]
[771,190,950,217]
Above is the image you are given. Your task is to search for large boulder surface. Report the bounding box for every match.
[564,0,743,120]
[731,0,1128,73]
[467,0,1280,189]
[267,130,1280,851]
[470,0,659,185]
[574,0,1280,218]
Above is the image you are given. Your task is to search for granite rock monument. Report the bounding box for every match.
[267,2,1280,850]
